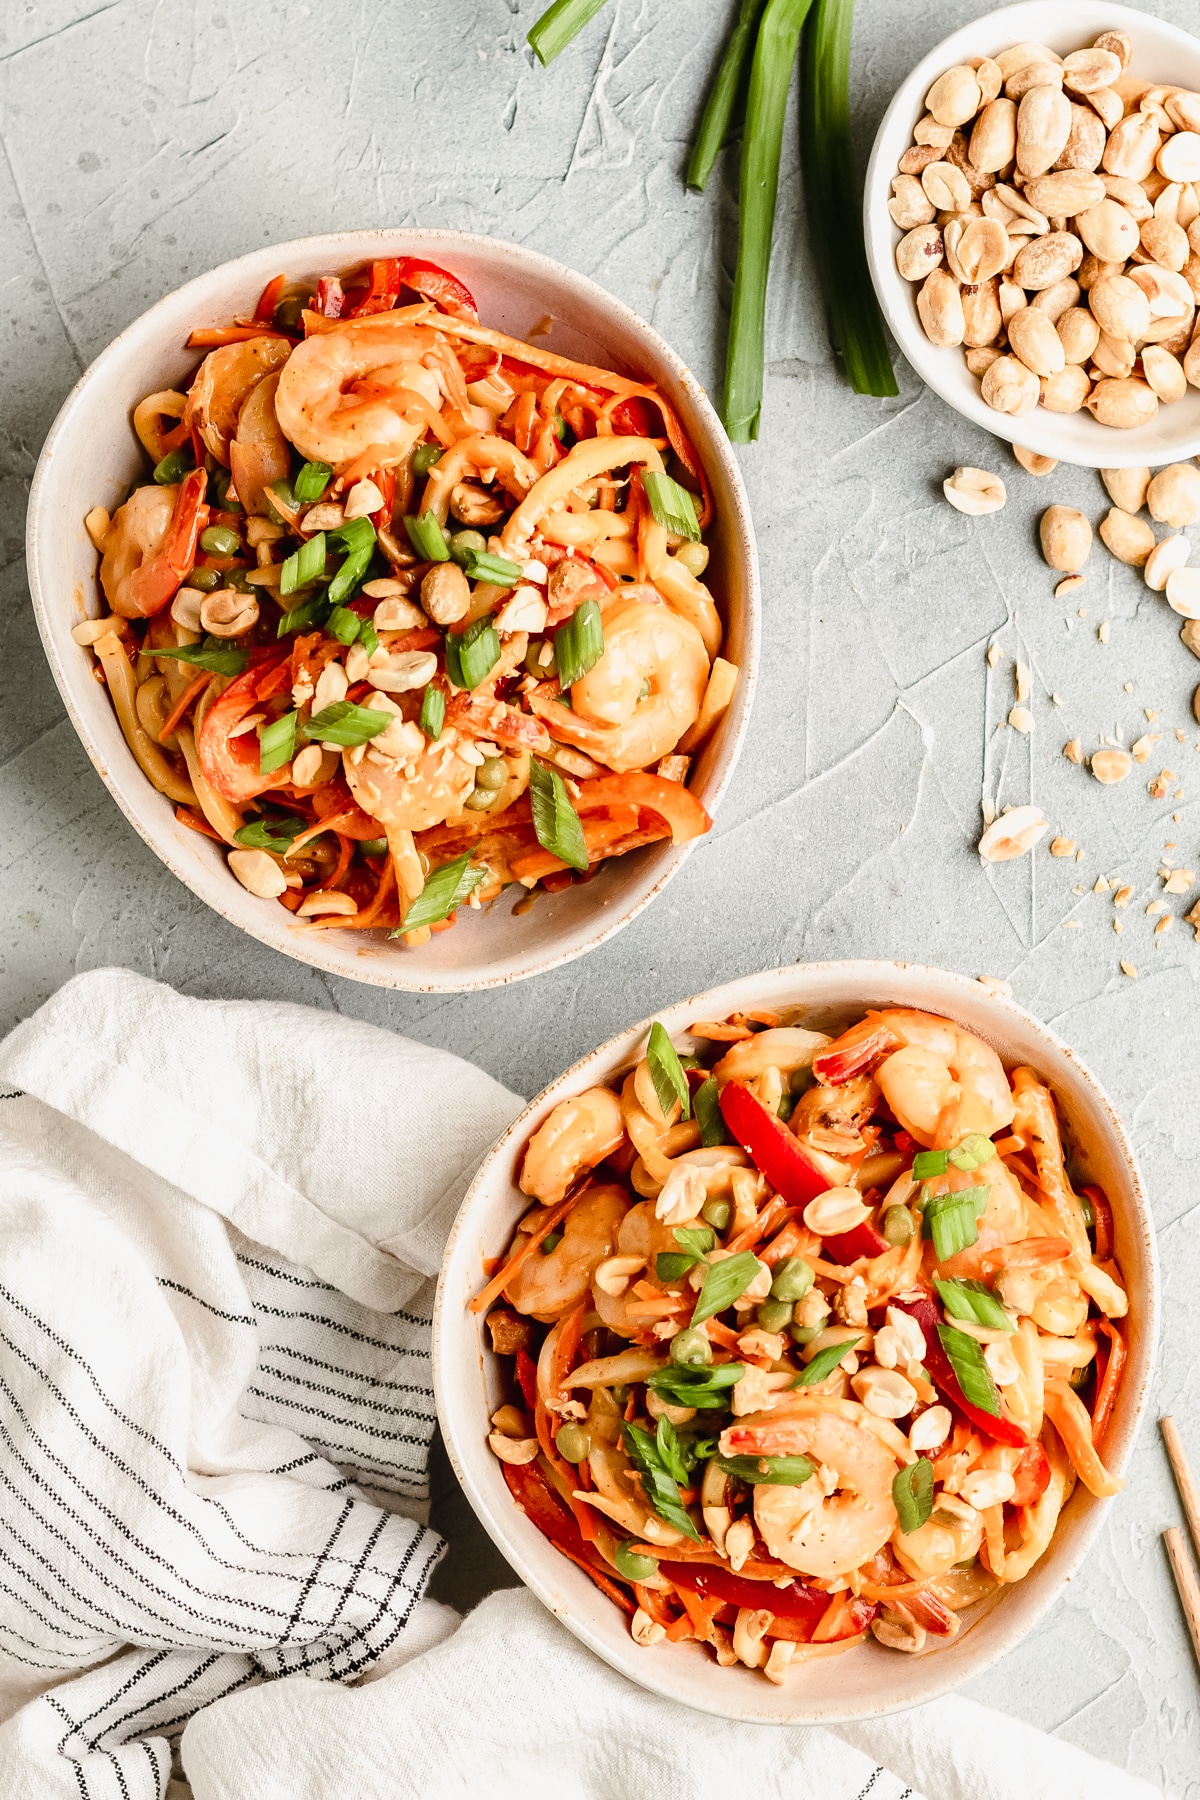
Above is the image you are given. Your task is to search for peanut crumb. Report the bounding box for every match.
[1056,575,1085,598]
[1063,921,1083,930]
[1078,607,1087,618]
[1155,915,1173,939]
[1075,848,1084,862]
[1120,961,1137,978]
[1098,622,1110,643]
[1146,899,1168,916]
[1131,734,1160,763]
[1162,870,1194,893]
[1093,876,1109,893]
[1063,739,1083,764]
[1113,885,1133,908]
[1049,837,1075,857]
[1123,682,1134,694]
[1176,729,1187,743]
[987,642,1002,668]
[1149,771,1176,800]
[1051,693,1064,706]
[1113,919,1123,934]
[1146,710,1160,722]
[1009,704,1034,733]
[1015,662,1031,703]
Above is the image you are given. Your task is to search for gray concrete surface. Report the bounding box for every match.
[2,0,1198,1788]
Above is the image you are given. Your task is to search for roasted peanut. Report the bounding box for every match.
[1076,198,1140,261]
[1087,273,1150,340]
[896,224,945,281]
[917,268,965,345]
[1142,344,1187,402]
[1008,306,1065,376]
[961,278,1002,346]
[1147,463,1200,527]
[1165,91,1200,134]
[889,175,936,230]
[1041,364,1091,412]
[969,98,1018,173]
[420,560,471,625]
[1013,444,1058,475]
[1139,217,1189,273]
[1085,377,1158,427]
[1063,47,1122,95]
[1145,535,1190,592]
[1099,506,1155,565]
[1017,85,1073,177]
[981,354,1040,414]
[1055,102,1107,172]
[949,217,1009,284]
[926,64,982,127]
[1030,277,1081,321]
[1091,331,1136,380]
[922,160,972,213]
[943,467,1007,514]
[1159,133,1200,185]
[1039,505,1093,570]
[1100,466,1151,512]
[1057,305,1101,362]
[1024,169,1105,214]
[1102,113,1162,181]
[1092,30,1131,71]
[1013,231,1083,289]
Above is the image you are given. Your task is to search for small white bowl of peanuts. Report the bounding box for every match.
[865,1,1200,468]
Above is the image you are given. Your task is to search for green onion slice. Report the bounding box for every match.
[925,1186,989,1263]
[529,759,588,871]
[328,516,376,554]
[398,851,486,932]
[791,1335,862,1387]
[912,1149,949,1180]
[937,1322,1002,1417]
[554,597,603,689]
[444,617,501,691]
[948,1133,998,1173]
[647,1020,691,1121]
[642,471,701,543]
[419,684,446,741]
[404,510,451,562]
[674,1225,714,1259]
[691,1250,763,1326]
[892,1457,934,1533]
[258,710,297,775]
[277,593,331,638]
[645,1362,744,1410]
[326,605,362,647]
[357,618,380,658]
[233,814,307,854]
[293,461,332,504]
[527,0,610,66]
[327,544,374,607]
[280,533,326,596]
[302,701,390,748]
[142,643,248,677]
[459,548,523,588]
[935,1276,1014,1333]
[694,1075,731,1147]
[714,1452,814,1486]
[656,1252,699,1284]
[655,1415,693,1485]
[622,1421,700,1540]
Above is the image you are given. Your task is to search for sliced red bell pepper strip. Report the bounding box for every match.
[1010,1440,1052,1506]
[1091,1317,1126,1446]
[822,1220,889,1264]
[253,273,286,322]
[659,1560,829,1629]
[196,647,294,805]
[343,258,406,318]
[315,275,345,319]
[515,1346,539,1416]
[500,1458,633,1613]
[812,1019,903,1086]
[393,257,479,322]
[892,1291,1028,1447]
[1081,1184,1113,1261]
[569,772,711,846]
[718,1081,830,1209]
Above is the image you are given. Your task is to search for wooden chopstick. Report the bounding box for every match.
[1161,1416,1200,1564]
[1160,1417,1200,1675]
[1163,1528,1200,1674]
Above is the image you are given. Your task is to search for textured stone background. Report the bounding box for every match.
[2,0,1198,1786]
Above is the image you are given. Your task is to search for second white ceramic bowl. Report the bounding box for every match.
[864,1,1200,469]
[27,230,758,991]
[434,960,1157,1723]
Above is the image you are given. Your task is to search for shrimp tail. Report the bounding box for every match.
[813,1015,904,1086]
[123,467,208,618]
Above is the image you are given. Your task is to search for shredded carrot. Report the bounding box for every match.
[304,856,397,931]
[158,670,212,743]
[704,1319,742,1353]
[468,1187,586,1314]
[991,1134,1026,1157]
[812,1591,858,1642]
[727,1194,792,1255]
[1092,1318,1126,1445]
[759,1221,815,1268]
[688,1020,754,1041]
[175,804,224,842]
[187,324,289,346]
[676,1586,723,1642]
[664,1611,695,1642]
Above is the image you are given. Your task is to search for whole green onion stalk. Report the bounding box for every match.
[527,0,611,66]
[799,0,897,395]
[722,0,815,443]
[687,0,769,192]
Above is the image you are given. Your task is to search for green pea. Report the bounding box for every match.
[540,1230,563,1255]
[1078,1190,1095,1230]
[449,529,487,567]
[776,1092,796,1123]
[788,1322,821,1346]
[226,569,254,593]
[464,785,500,811]
[153,446,193,485]
[272,293,307,334]
[757,1299,794,1334]
[614,1539,658,1581]
[670,1326,712,1368]
[184,567,221,593]
[359,838,389,857]
[882,1206,914,1246]
[770,1256,814,1303]
[413,443,443,477]
[555,1424,591,1463]
[790,1066,816,1097]
[200,524,241,557]
[611,1384,630,1407]
[476,756,507,791]
[674,540,709,578]
[701,1197,731,1231]
[525,639,558,679]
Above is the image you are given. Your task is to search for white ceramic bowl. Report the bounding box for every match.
[864,1,1200,469]
[434,960,1157,1723]
[27,230,758,992]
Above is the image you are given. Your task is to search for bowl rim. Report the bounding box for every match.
[862,0,1200,470]
[25,226,760,993]
[433,957,1160,1723]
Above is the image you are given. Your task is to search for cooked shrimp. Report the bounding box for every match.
[590,1199,686,1333]
[101,471,207,619]
[892,1497,984,1581]
[722,1405,903,1579]
[815,1009,1014,1149]
[229,371,290,516]
[343,724,477,833]
[529,599,708,775]
[274,320,442,468]
[187,336,291,465]
[520,1086,625,1205]
[712,1027,830,1086]
[792,1073,880,1160]
[505,1184,628,1317]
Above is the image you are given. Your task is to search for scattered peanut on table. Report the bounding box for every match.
[890,29,1200,427]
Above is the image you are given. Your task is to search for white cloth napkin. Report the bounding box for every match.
[0,969,1159,1800]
